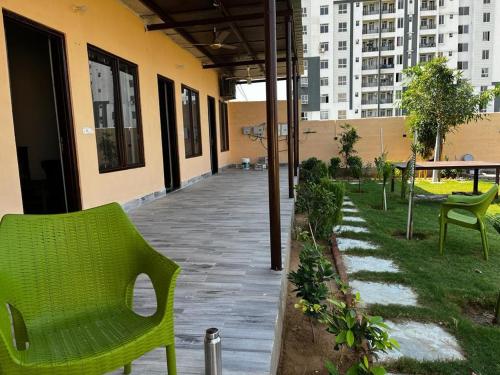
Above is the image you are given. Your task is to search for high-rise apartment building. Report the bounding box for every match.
[300,0,500,120]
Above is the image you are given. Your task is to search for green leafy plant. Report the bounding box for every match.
[300,157,329,184]
[338,124,361,167]
[320,178,345,227]
[329,157,342,179]
[320,297,399,371]
[295,181,315,214]
[374,152,393,210]
[346,356,387,375]
[288,242,335,318]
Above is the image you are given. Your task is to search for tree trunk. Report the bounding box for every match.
[432,125,442,183]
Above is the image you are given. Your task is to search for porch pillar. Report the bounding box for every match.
[264,0,282,270]
[286,16,294,199]
[293,64,300,176]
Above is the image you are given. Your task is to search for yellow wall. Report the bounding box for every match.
[228,101,500,165]
[0,0,230,217]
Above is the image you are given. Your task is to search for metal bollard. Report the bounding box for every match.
[204,327,222,375]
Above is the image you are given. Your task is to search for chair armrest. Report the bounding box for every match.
[0,291,17,360]
[141,245,181,322]
[446,194,482,205]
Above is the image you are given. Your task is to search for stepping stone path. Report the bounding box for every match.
[335,197,465,365]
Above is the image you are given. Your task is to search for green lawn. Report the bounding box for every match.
[343,179,500,375]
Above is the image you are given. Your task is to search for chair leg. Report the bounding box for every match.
[166,345,177,375]
[439,219,447,255]
[124,363,131,374]
[480,226,489,261]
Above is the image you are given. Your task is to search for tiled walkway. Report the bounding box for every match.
[110,169,294,375]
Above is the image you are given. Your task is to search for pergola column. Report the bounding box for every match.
[264,0,281,271]
[293,62,300,176]
[286,16,294,199]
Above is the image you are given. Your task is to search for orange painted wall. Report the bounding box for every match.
[0,0,230,218]
[228,101,500,165]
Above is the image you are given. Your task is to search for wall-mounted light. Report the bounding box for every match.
[72,4,87,13]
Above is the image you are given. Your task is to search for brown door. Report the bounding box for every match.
[4,11,81,213]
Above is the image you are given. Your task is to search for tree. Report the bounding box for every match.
[400,57,500,182]
[338,124,361,167]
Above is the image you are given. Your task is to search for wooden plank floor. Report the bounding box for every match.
[109,168,294,375]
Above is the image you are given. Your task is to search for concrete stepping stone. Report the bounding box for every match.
[342,216,366,223]
[337,238,378,251]
[335,225,370,234]
[343,201,356,207]
[379,321,464,362]
[350,280,418,307]
[343,255,399,274]
[342,207,359,213]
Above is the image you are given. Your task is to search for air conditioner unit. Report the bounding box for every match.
[220,78,236,100]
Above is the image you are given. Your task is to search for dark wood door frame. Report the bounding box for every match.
[207,95,218,174]
[3,9,81,212]
[157,75,181,191]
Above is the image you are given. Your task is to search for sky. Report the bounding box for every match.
[233,81,287,101]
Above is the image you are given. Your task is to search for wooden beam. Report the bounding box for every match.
[286,15,294,199]
[265,0,281,271]
[147,10,292,31]
[203,57,288,69]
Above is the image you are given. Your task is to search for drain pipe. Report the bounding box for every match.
[205,328,222,375]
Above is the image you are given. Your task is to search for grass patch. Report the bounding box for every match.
[344,179,500,375]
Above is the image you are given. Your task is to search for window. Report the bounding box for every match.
[338,22,347,32]
[458,25,469,34]
[397,55,403,64]
[438,33,444,43]
[338,58,347,68]
[301,77,308,87]
[320,42,329,52]
[338,110,347,120]
[481,68,489,78]
[458,43,468,52]
[219,101,229,152]
[320,110,329,120]
[320,60,329,69]
[439,0,444,5]
[338,41,347,51]
[88,46,144,172]
[457,61,468,70]
[303,43,308,54]
[320,5,329,15]
[301,95,309,104]
[482,50,490,60]
[338,76,347,86]
[302,7,307,17]
[395,73,402,82]
[303,60,308,70]
[301,112,308,120]
[398,18,404,28]
[483,31,490,41]
[320,77,329,86]
[302,25,307,35]
[458,7,469,15]
[439,15,444,24]
[320,94,329,104]
[484,0,490,3]
[483,13,490,22]
[181,86,202,158]
[338,4,348,14]
[338,93,347,102]
[397,36,403,46]
[320,24,329,33]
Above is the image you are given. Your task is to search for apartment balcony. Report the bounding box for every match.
[362,81,379,88]
[380,45,395,51]
[362,64,379,71]
[380,80,394,86]
[362,28,379,35]
[362,46,379,52]
[380,98,394,104]
[363,8,380,16]
[420,5,436,11]
[381,27,395,33]
[420,24,436,30]
[362,99,379,105]
[380,63,395,69]
[381,8,395,14]
[420,42,436,48]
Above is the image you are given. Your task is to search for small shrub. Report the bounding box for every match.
[288,242,335,318]
[320,178,345,226]
[329,157,342,179]
[295,181,315,214]
[374,152,393,210]
[309,180,344,239]
[347,156,363,192]
[301,157,328,184]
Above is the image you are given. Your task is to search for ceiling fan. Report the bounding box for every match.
[189,27,237,50]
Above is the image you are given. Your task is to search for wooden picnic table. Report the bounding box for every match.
[391,160,500,195]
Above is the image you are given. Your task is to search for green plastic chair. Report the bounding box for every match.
[439,184,498,260]
[0,203,180,374]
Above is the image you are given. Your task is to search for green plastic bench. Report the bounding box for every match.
[0,203,180,374]
[439,184,498,260]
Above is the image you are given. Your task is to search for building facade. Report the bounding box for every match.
[300,0,500,120]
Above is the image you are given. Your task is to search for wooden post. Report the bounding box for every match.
[293,67,300,176]
[264,0,282,270]
[286,16,294,199]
